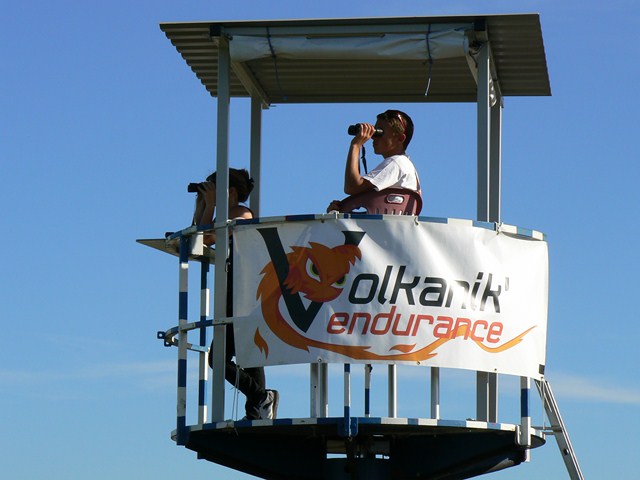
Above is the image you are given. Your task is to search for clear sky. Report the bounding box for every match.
[2,1,638,479]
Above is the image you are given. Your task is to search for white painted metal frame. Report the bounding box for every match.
[474,40,502,424]
[249,96,263,217]
[211,35,231,422]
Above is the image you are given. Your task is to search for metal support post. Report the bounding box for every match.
[519,376,532,462]
[211,34,231,423]
[476,42,491,223]
[320,362,328,417]
[476,40,499,423]
[176,236,189,444]
[249,95,262,217]
[489,94,503,222]
[310,362,328,418]
[310,363,319,417]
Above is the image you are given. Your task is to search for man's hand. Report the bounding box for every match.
[351,122,375,147]
[344,123,377,196]
[326,200,342,212]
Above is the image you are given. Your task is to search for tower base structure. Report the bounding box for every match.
[181,418,545,480]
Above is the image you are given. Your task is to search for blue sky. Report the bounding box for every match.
[2,1,639,478]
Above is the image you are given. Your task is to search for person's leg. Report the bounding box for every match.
[238,367,267,419]
[222,324,270,418]
[209,339,277,419]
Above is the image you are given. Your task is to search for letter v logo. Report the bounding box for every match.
[257,228,365,332]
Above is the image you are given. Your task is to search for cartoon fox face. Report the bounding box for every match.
[283,242,361,302]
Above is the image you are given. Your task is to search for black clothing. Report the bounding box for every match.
[208,232,266,419]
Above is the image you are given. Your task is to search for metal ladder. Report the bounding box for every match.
[536,379,585,480]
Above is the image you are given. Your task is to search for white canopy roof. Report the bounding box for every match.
[160,14,550,105]
[229,28,467,62]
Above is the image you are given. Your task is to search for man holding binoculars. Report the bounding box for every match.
[327,109,420,212]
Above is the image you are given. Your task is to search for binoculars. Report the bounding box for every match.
[347,124,383,137]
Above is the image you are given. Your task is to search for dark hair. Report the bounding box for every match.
[206,168,254,203]
[377,109,414,149]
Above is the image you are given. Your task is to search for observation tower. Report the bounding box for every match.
[138,13,584,479]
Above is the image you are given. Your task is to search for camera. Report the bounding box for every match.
[347,124,383,137]
[187,182,201,193]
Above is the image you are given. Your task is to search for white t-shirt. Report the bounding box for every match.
[363,154,420,191]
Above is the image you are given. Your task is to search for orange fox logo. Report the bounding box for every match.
[257,241,373,356]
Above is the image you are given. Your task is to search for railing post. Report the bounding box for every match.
[310,363,319,417]
[388,365,397,418]
[198,260,210,425]
[364,364,372,417]
[320,363,328,417]
[430,367,440,419]
[310,362,329,418]
[342,364,352,436]
[519,376,532,458]
[176,235,189,445]
[310,363,322,417]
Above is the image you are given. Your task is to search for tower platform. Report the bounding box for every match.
[180,417,544,480]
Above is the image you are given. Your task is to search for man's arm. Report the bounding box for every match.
[344,124,376,195]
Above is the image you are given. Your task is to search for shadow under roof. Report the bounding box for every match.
[160,13,550,105]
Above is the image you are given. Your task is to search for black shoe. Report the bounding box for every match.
[258,390,279,420]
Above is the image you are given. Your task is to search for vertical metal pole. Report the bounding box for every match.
[430,367,440,419]
[364,364,372,417]
[488,372,498,423]
[488,58,503,426]
[489,95,502,223]
[388,365,397,418]
[211,34,231,423]
[476,42,501,422]
[198,261,210,425]
[250,95,262,217]
[310,362,329,418]
[476,373,489,422]
[343,364,351,435]
[476,42,491,224]
[519,376,532,459]
[176,235,189,445]
[320,362,328,417]
[310,363,319,417]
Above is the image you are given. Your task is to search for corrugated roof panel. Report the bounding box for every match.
[159,14,550,103]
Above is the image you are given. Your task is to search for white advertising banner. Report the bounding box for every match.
[231,216,548,379]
